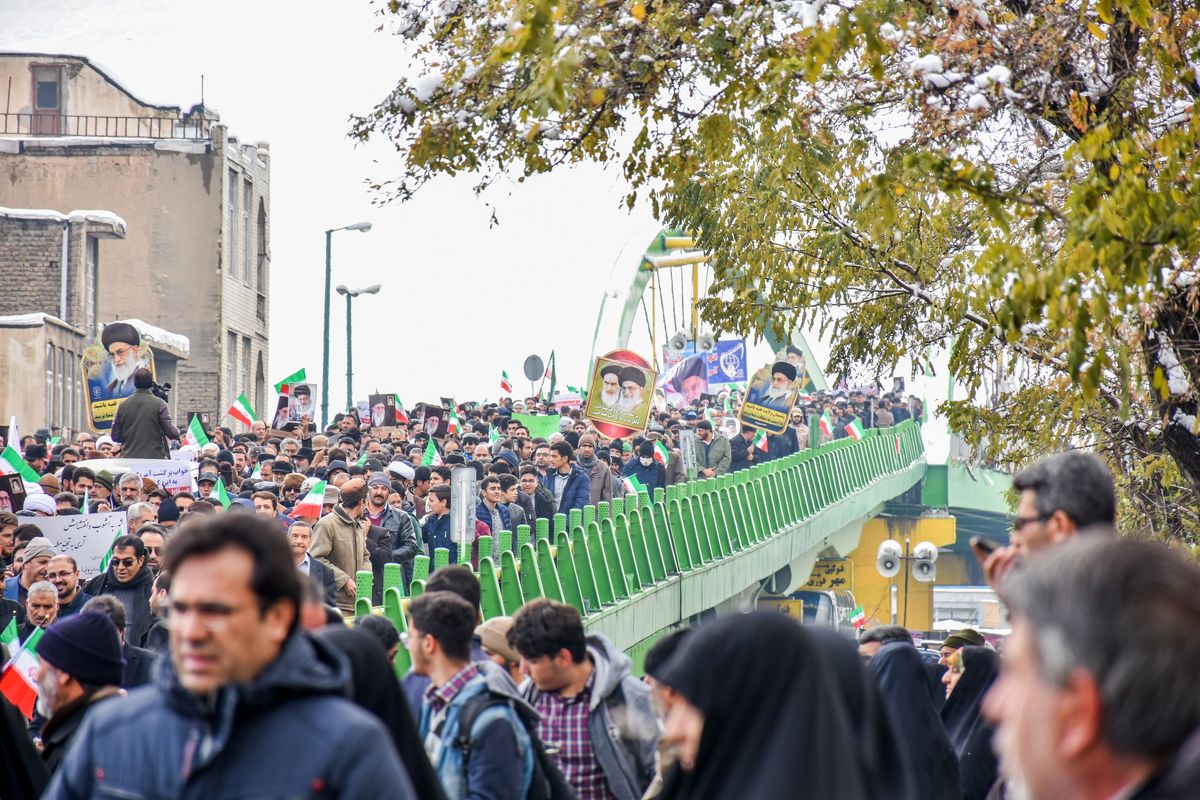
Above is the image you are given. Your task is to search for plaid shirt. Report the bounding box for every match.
[534,670,615,800]
[425,662,481,718]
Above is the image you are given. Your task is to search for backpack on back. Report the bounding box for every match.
[455,691,577,800]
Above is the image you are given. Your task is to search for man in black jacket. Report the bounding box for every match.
[81,594,157,689]
[84,535,154,647]
[730,426,759,473]
[110,369,180,459]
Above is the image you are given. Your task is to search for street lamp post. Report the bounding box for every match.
[335,284,382,414]
[322,221,372,429]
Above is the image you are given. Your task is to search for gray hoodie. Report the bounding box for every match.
[525,633,660,800]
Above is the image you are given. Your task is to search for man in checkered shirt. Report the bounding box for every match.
[510,599,660,800]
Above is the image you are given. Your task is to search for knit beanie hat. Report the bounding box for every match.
[37,612,126,687]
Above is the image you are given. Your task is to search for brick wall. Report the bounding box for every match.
[0,218,64,316]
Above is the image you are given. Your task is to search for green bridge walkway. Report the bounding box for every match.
[355,420,927,676]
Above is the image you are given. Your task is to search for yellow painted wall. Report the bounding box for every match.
[844,516,956,631]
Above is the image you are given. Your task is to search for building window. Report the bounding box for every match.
[241,336,251,398]
[85,237,99,335]
[226,331,237,402]
[31,65,62,135]
[243,180,253,287]
[227,169,239,279]
[256,200,267,292]
[46,344,55,427]
[255,352,265,422]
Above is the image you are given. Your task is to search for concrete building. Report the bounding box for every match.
[0,207,190,435]
[0,52,271,430]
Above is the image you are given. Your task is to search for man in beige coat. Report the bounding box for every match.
[309,478,369,613]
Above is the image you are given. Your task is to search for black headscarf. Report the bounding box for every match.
[658,611,872,800]
[313,626,446,800]
[869,642,961,800]
[807,627,916,800]
[940,646,1001,800]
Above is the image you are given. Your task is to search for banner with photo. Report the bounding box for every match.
[367,394,397,428]
[738,359,802,434]
[81,322,157,432]
[287,383,318,423]
[585,357,657,433]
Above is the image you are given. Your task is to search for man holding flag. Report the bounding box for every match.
[108,369,180,459]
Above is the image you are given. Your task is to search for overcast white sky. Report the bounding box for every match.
[0,0,697,404]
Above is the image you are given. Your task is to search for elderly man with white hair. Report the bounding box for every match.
[115,472,143,507]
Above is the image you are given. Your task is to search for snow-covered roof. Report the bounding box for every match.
[0,312,68,328]
[109,319,190,358]
[0,206,127,236]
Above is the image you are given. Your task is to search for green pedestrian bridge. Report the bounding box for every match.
[355,421,927,675]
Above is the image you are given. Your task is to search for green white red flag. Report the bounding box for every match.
[851,605,867,630]
[182,415,209,448]
[210,477,232,509]
[422,440,443,467]
[274,368,306,395]
[394,395,410,425]
[447,406,461,436]
[0,626,45,718]
[622,474,647,494]
[225,392,259,427]
[818,411,834,438]
[653,440,670,466]
[0,446,40,484]
[290,480,326,518]
[752,429,769,452]
[845,419,865,441]
[500,371,513,393]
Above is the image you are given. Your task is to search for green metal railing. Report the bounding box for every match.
[357,421,926,675]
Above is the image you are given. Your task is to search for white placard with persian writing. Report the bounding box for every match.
[77,458,195,494]
[29,511,128,578]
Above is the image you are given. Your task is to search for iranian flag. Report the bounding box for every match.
[209,477,232,509]
[653,440,670,466]
[79,490,90,514]
[844,419,865,441]
[290,480,326,518]
[818,411,834,438]
[249,461,263,481]
[0,617,17,650]
[752,429,769,452]
[274,368,306,395]
[7,416,21,456]
[850,605,867,630]
[622,474,646,494]
[0,627,45,718]
[182,415,209,448]
[500,371,513,394]
[489,426,501,444]
[421,439,443,467]
[393,395,410,425]
[97,527,125,574]
[355,449,370,468]
[894,435,901,455]
[0,446,40,484]
[447,406,461,436]
[226,392,259,427]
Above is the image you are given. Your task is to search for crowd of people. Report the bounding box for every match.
[0,374,1196,799]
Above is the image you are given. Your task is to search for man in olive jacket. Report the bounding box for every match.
[695,420,731,477]
[110,369,180,459]
[310,479,370,613]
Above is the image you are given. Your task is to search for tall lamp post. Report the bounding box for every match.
[322,221,372,430]
[335,284,382,414]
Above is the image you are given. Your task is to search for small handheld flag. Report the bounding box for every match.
[290,480,327,518]
[210,477,232,509]
[844,419,865,441]
[653,440,670,466]
[0,627,45,718]
[421,440,443,467]
[752,429,769,453]
[850,606,867,630]
[622,474,647,494]
[447,406,461,436]
[274,368,306,395]
[818,411,833,438]
[0,446,40,484]
[225,392,259,427]
[182,415,210,448]
[394,395,410,425]
[500,371,513,394]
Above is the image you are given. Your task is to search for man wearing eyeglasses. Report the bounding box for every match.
[46,555,91,618]
[979,451,1116,587]
[43,514,416,799]
[84,535,155,647]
